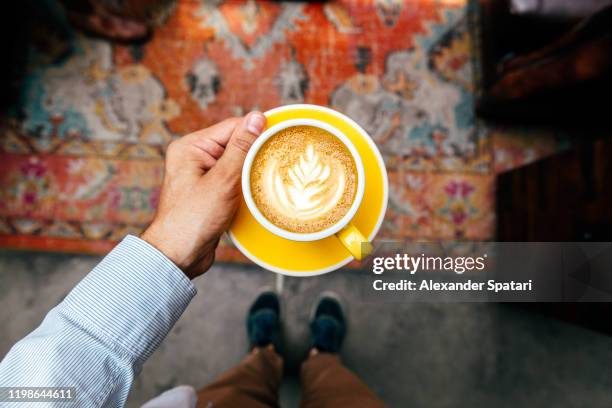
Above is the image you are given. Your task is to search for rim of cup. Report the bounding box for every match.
[242,118,366,242]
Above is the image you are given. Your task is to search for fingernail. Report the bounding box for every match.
[246,112,265,135]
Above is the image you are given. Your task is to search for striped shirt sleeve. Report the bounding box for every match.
[0,235,197,407]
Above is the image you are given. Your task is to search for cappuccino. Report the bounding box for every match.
[250,126,357,233]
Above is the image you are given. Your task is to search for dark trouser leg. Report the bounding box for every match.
[197,348,283,408]
[300,353,386,408]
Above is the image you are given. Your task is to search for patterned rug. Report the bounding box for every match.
[0,0,563,259]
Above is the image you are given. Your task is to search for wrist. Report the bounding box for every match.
[141,224,190,272]
[140,223,217,279]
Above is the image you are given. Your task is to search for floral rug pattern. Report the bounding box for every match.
[0,0,562,258]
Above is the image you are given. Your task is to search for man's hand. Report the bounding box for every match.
[141,112,267,279]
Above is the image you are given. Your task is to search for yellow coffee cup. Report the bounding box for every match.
[241,118,372,260]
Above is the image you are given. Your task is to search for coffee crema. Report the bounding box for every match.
[250,125,358,234]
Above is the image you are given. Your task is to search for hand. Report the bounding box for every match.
[141,112,267,279]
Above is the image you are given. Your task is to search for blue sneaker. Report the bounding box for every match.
[246,290,281,349]
[310,292,346,353]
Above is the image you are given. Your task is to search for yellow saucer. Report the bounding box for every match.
[229,104,388,276]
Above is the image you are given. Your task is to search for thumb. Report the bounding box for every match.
[217,111,266,173]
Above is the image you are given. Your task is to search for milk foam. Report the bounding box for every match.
[250,126,357,233]
[263,144,345,221]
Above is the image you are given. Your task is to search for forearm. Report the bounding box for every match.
[0,235,196,407]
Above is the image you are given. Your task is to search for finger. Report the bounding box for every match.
[216,111,266,174]
[194,142,220,169]
[192,139,225,170]
[173,117,242,172]
[181,117,241,147]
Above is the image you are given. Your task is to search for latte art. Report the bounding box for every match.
[266,144,345,220]
[250,126,357,233]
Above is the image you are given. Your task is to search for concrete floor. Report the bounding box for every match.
[1,250,612,407]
